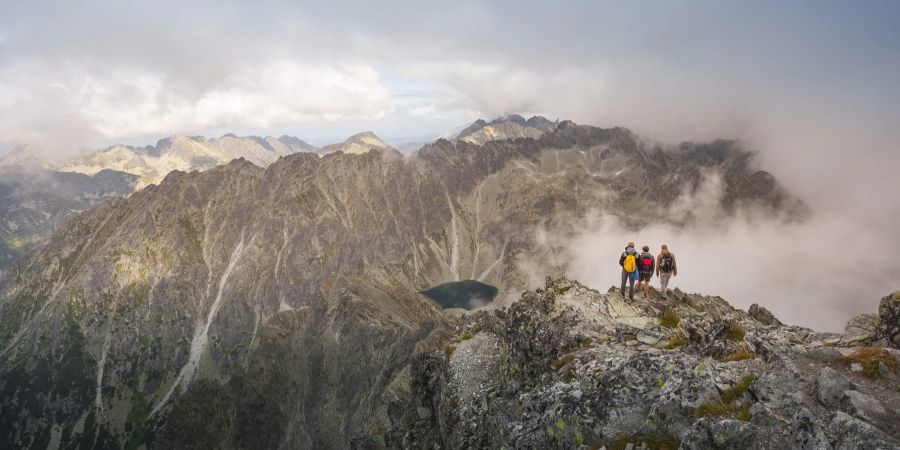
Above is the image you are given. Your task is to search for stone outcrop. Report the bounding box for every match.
[878,292,900,349]
[398,278,900,449]
[749,303,782,326]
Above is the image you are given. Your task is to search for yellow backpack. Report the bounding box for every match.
[624,254,636,273]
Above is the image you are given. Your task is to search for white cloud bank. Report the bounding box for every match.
[0,61,391,152]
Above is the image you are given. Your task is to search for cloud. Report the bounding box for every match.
[0,61,391,155]
[404,62,607,121]
[557,172,900,332]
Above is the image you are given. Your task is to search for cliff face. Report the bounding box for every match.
[397,278,900,449]
[0,123,800,449]
[0,165,139,273]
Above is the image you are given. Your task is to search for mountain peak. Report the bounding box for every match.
[345,131,387,147]
[318,131,391,155]
[0,144,56,170]
[455,114,558,145]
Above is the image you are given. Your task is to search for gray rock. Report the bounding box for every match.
[830,411,900,450]
[788,408,832,450]
[844,313,879,337]
[680,418,756,450]
[710,419,756,449]
[680,418,716,450]
[749,303,782,326]
[844,390,886,421]
[749,403,777,427]
[878,292,900,349]
[817,366,851,409]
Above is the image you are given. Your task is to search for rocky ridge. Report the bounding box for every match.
[59,134,315,187]
[455,115,558,145]
[397,278,900,449]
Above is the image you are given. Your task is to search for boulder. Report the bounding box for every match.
[844,391,886,422]
[749,303,782,326]
[787,408,832,450]
[844,313,879,337]
[877,292,900,349]
[680,418,715,449]
[680,418,756,450]
[830,411,900,450]
[817,366,851,409]
[710,419,756,450]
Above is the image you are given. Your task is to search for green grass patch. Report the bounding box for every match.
[461,332,474,340]
[721,374,756,403]
[551,353,576,371]
[659,310,680,329]
[695,374,756,421]
[662,333,689,349]
[611,432,680,450]
[719,350,756,362]
[695,401,731,418]
[444,344,456,356]
[726,323,746,341]
[840,347,898,379]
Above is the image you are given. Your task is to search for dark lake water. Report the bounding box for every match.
[420,280,498,310]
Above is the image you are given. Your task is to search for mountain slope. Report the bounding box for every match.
[59,134,315,187]
[0,165,139,273]
[0,121,801,448]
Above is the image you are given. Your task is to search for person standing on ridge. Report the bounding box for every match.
[656,244,677,300]
[636,245,655,299]
[619,241,639,301]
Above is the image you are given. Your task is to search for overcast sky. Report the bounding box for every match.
[2,1,899,329]
[1,1,897,150]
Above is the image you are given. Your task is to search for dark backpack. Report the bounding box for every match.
[660,255,673,272]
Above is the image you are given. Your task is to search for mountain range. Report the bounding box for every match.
[0,116,569,274]
[0,117,819,448]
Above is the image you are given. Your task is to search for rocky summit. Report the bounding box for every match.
[0,120,828,449]
[397,278,900,449]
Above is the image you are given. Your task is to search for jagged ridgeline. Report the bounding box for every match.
[0,121,798,449]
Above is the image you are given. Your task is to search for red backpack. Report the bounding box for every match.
[641,255,653,271]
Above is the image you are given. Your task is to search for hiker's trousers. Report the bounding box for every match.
[620,270,635,298]
[659,271,673,298]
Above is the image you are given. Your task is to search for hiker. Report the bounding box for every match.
[618,241,639,300]
[656,244,678,300]
[636,245,655,298]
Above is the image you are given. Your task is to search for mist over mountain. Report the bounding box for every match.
[0,165,138,272]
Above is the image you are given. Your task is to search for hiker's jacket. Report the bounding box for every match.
[618,247,638,268]
[638,252,655,274]
[656,251,678,276]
